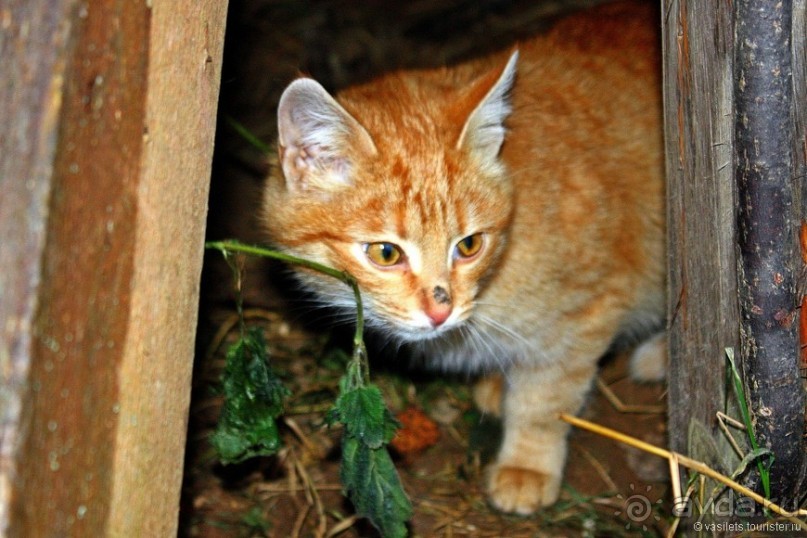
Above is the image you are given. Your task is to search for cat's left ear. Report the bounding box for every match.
[457,50,518,170]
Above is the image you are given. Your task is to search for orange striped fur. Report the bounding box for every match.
[263,0,664,515]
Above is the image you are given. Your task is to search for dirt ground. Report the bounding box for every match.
[180,1,673,536]
[181,308,670,537]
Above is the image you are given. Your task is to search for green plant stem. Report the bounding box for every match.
[725,347,771,498]
[206,240,414,534]
[206,240,368,383]
[224,116,271,154]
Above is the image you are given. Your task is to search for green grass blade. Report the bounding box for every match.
[225,116,271,154]
[725,347,771,497]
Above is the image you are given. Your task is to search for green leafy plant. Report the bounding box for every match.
[211,326,289,464]
[240,506,273,537]
[207,240,412,536]
[329,360,412,538]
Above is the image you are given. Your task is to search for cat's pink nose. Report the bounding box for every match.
[426,305,452,327]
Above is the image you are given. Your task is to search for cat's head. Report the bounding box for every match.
[262,52,518,342]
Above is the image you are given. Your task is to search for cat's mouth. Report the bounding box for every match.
[368,311,467,343]
[393,324,457,342]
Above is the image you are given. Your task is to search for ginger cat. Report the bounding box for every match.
[262,0,664,515]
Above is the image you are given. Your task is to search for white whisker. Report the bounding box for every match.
[472,313,536,352]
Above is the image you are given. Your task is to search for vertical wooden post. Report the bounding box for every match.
[664,0,806,515]
[106,0,229,534]
[0,0,79,531]
[0,0,228,535]
[734,0,806,505]
[662,0,739,468]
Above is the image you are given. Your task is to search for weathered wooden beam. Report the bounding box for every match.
[663,0,739,464]
[1,0,227,535]
[105,0,228,533]
[665,0,806,516]
[0,0,80,531]
[734,0,806,506]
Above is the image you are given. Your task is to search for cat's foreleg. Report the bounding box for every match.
[486,358,597,515]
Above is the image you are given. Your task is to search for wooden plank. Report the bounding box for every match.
[665,0,807,513]
[2,0,227,535]
[106,0,228,534]
[662,0,738,462]
[0,0,80,532]
[5,0,142,534]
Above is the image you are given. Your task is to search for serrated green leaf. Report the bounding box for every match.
[341,436,412,538]
[212,327,290,464]
[211,418,281,464]
[206,241,412,533]
[333,385,398,449]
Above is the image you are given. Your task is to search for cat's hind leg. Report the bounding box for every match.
[628,331,667,382]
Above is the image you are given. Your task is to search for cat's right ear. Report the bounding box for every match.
[276,78,377,194]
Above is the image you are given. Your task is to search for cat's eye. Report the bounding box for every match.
[364,242,404,267]
[455,233,484,259]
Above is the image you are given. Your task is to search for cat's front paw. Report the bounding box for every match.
[487,465,561,515]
